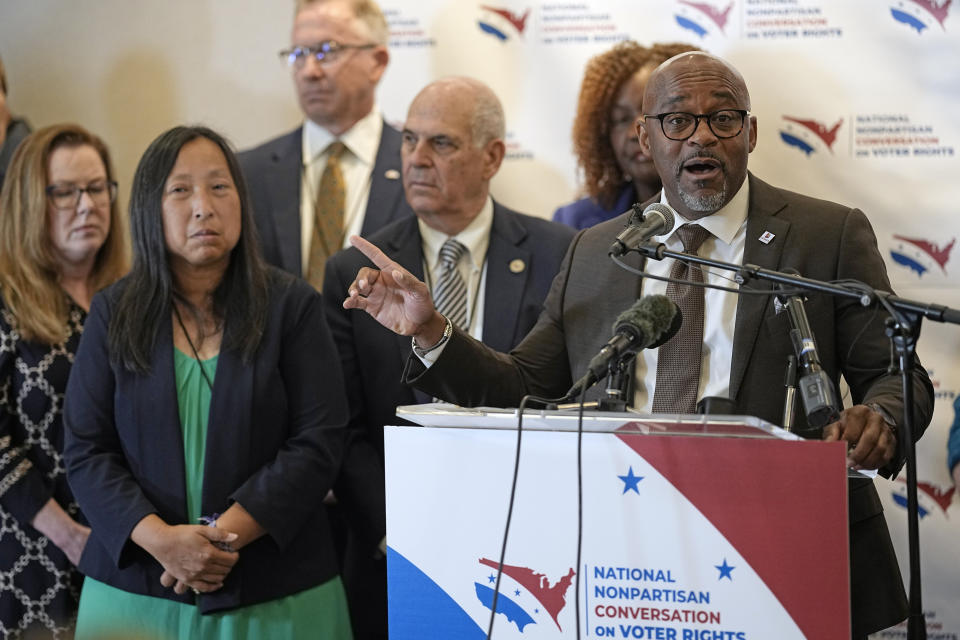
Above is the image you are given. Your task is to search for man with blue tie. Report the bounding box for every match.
[322,76,575,639]
[239,0,412,287]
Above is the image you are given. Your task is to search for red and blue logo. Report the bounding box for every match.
[675,0,733,38]
[478,5,530,41]
[890,0,952,33]
[889,234,955,277]
[779,116,843,156]
[891,479,955,518]
[475,558,575,631]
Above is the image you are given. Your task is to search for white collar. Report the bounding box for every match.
[658,178,750,246]
[419,197,495,272]
[302,106,382,166]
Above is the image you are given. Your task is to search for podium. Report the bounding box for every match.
[384,405,851,639]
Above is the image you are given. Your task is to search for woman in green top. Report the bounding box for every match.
[64,126,352,639]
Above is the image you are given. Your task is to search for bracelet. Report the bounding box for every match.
[411,315,453,358]
[199,513,234,551]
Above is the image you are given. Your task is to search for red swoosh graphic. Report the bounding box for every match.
[480,5,531,33]
[893,234,955,271]
[678,0,734,31]
[782,116,843,151]
[479,557,575,630]
[907,0,952,28]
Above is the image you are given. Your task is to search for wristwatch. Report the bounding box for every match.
[412,316,453,358]
[866,402,898,439]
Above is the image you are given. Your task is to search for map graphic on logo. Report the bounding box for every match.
[890,0,952,33]
[890,234,955,276]
[478,5,530,41]
[779,116,843,155]
[475,558,575,631]
[675,0,733,38]
[892,480,955,517]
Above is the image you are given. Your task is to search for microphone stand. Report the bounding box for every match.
[597,355,633,412]
[628,242,960,640]
[781,354,797,432]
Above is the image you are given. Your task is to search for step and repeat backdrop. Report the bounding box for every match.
[2,1,957,636]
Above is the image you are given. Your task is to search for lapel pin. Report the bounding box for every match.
[759,231,775,244]
[509,259,526,274]
[384,169,400,180]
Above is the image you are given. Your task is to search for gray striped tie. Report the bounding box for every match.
[433,239,469,330]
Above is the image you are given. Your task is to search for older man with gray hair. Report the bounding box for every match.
[322,76,575,638]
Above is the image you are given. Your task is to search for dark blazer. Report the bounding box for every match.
[323,201,576,544]
[552,184,635,230]
[63,269,348,614]
[406,174,934,637]
[239,122,413,275]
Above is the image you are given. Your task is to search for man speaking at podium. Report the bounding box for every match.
[342,52,933,638]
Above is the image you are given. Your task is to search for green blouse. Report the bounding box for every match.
[75,349,352,640]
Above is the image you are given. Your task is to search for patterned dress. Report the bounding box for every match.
[0,300,86,638]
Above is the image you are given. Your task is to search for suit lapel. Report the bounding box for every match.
[384,219,428,392]
[361,122,406,236]
[266,130,303,274]
[146,317,189,522]
[729,175,790,402]
[482,203,533,352]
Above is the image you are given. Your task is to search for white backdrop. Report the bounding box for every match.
[1,1,957,635]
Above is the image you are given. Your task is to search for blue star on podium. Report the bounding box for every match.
[715,559,735,580]
[618,466,644,494]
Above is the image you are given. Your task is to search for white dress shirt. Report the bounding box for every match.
[632,181,751,412]
[299,108,383,276]
[418,197,494,345]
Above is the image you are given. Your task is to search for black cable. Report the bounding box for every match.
[610,254,810,297]
[485,394,566,639]
[573,381,587,640]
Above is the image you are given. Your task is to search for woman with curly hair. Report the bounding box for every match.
[554,41,699,230]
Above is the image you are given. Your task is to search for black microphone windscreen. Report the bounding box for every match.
[612,295,682,350]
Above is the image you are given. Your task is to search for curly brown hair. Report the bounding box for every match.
[572,41,700,209]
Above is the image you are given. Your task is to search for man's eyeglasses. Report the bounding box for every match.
[279,41,377,68]
[643,110,749,141]
[45,181,118,210]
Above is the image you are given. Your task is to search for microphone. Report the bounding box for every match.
[565,295,683,400]
[775,269,841,434]
[609,203,677,257]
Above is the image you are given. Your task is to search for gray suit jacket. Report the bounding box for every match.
[406,173,934,636]
[238,121,413,275]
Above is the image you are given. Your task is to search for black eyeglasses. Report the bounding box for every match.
[643,110,749,141]
[279,41,377,68]
[45,181,118,210]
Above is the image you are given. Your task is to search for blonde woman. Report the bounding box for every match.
[0,124,127,636]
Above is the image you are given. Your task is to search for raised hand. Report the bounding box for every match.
[343,235,446,345]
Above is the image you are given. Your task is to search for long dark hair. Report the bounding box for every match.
[108,125,268,373]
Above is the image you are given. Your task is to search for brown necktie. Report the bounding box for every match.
[306,141,347,290]
[651,224,713,414]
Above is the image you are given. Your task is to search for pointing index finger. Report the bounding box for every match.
[350,235,394,270]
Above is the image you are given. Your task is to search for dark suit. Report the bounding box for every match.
[239,122,413,275]
[323,201,575,639]
[63,269,348,614]
[406,174,934,637]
